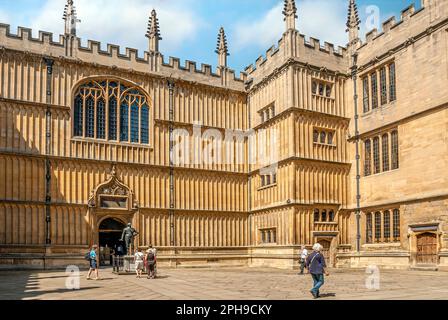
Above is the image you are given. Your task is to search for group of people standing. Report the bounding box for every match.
[134,246,157,279]
[298,243,330,299]
[85,244,158,280]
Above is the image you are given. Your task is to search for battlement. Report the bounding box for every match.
[0,23,246,91]
[245,30,348,87]
[358,0,448,65]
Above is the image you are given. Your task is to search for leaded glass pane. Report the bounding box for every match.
[141,104,149,144]
[389,63,396,102]
[383,211,391,241]
[130,102,139,143]
[74,95,83,137]
[371,73,378,109]
[363,77,370,113]
[393,209,400,240]
[85,97,95,138]
[391,131,399,170]
[109,97,117,140]
[373,137,380,174]
[364,140,372,176]
[382,134,390,172]
[120,101,129,142]
[380,67,387,105]
[366,213,373,244]
[374,212,382,242]
[97,99,106,139]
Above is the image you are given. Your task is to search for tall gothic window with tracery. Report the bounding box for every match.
[73,79,150,145]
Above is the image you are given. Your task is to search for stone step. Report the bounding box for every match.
[410,265,438,271]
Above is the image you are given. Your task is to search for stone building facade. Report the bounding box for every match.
[0,0,447,270]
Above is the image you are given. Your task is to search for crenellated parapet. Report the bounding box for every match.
[357,0,448,69]
[0,23,247,92]
[245,31,348,88]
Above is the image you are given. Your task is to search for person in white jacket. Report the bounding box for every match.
[299,245,308,275]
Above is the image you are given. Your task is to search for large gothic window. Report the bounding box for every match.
[73,79,150,145]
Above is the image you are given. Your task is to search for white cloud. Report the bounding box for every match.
[23,0,203,54]
[232,0,348,52]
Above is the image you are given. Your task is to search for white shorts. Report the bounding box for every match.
[135,261,144,270]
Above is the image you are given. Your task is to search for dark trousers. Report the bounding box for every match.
[300,258,306,274]
[311,274,325,294]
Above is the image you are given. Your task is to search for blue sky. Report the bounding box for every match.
[0,0,419,72]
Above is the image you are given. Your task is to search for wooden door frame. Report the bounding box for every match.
[313,232,338,268]
[409,223,441,267]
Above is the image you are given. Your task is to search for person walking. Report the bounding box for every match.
[145,245,157,279]
[134,248,145,278]
[305,243,329,299]
[299,245,308,275]
[87,244,100,281]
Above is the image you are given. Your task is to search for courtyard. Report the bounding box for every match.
[0,267,448,300]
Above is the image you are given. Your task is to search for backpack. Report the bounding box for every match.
[146,251,155,262]
[84,252,91,261]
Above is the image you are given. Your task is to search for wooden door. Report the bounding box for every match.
[416,233,438,265]
[319,239,332,267]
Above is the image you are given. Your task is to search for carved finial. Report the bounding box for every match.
[346,0,361,38]
[62,0,80,36]
[146,9,162,53]
[283,0,298,31]
[215,27,229,68]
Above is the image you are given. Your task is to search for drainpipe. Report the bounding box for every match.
[168,80,175,247]
[43,57,54,269]
[351,52,361,253]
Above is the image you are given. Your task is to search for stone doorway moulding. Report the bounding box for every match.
[408,223,441,267]
[313,231,339,268]
[87,165,140,248]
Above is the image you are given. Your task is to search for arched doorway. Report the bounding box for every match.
[98,218,126,266]
[416,232,438,265]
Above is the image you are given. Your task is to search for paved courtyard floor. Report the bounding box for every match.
[0,267,448,300]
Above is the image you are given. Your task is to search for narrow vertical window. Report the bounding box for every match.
[321,210,327,222]
[329,210,335,222]
[74,95,83,137]
[313,130,319,143]
[373,137,380,174]
[325,85,331,98]
[141,104,149,144]
[272,173,277,184]
[374,212,382,242]
[383,210,391,242]
[391,130,399,170]
[320,132,326,144]
[380,67,387,105]
[312,82,317,94]
[85,96,95,138]
[130,101,139,143]
[266,175,271,186]
[120,100,129,142]
[261,175,265,187]
[108,97,117,140]
[371,73,378,109]
[382,134,390,172]
[319,83,324,96]
[364,140,372,176]
[327,132,334,145]
[363,77,370,113]
[389,63,396,102]
[314,209,320,222]
[393,209,400,240]
[366,213,373,244]
[97,99,106,139]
